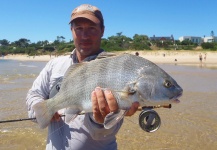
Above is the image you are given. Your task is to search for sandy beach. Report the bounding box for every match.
[2,50,217,68]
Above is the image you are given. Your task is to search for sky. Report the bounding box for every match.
[0,0,216,43]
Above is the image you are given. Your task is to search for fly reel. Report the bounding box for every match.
[139,108,161,132]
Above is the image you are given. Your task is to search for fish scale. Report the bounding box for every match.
[33,53,183,129]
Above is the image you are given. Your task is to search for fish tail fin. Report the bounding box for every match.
[33,101,53,129]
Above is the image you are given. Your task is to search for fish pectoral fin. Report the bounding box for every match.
[104,110,127,129]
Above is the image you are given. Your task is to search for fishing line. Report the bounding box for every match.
[47,123,67,138]
[125,116,139,125]
[126,117,138,124]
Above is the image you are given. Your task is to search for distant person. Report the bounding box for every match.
[199,53,203,62]
[26,4,139,150]
[204,53,207,61]
[174,58,177,65]
[135,52,139,56]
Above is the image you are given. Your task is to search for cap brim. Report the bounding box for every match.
[69,14,100,24]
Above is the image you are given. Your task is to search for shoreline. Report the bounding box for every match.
[2,50,217,68]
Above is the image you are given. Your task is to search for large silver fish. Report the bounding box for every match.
[33,53,183,129]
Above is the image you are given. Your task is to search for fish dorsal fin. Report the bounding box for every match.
[96,52,117,59]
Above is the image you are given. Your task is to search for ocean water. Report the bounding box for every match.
[0,59,217,150]
[0,59,47,150]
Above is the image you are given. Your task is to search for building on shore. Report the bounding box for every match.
[179,36,202,44]
[179,36,217,44]
[203,36,217,43]
[150,35,174,43]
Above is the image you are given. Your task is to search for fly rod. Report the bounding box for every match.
[0,115,65,124]
[0,118,36,123]
[0,104,171,123]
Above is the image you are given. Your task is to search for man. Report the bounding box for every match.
[199,53,203,62]
[26,4,139,150]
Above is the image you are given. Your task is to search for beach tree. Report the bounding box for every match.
[210,30,214,37]
[116,32,122,37]
[14,38,31,48]
[57,36,65,42]
[0,39,10,46]
[210,31,214,42]
[60,36,65,42]
[43,40,49,45]
[132,34,151,50]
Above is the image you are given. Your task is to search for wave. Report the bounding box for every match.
[0,74,37,83]
[19,63,37,68]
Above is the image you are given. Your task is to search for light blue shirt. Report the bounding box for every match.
[26,50,123,150]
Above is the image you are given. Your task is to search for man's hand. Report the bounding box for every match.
[91,87,139,124]
[91,87,118,124]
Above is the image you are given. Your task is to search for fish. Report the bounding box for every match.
[33,53,183,129]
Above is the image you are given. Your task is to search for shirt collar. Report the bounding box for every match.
[70,49,104,63]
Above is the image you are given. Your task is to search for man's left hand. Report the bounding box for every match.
[91,87,139,124]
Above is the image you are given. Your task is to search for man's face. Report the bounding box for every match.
[71,18,104,61]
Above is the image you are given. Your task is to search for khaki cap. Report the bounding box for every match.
[69,4,104,27]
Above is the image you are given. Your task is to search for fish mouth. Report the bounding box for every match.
[170,99,180,103]
[170,93,183,103]
[139,92,183,106]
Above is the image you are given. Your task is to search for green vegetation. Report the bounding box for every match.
[0,33,217,56]
[201,42,217,51]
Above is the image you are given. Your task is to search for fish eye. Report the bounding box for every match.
[164,80,173,88]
